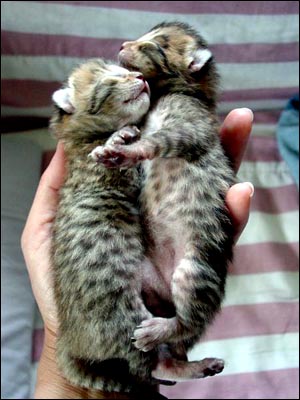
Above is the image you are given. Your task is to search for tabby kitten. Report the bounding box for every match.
[93,22,236,367]
[51,57,224,393]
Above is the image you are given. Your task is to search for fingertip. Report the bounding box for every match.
[226,182,254,243]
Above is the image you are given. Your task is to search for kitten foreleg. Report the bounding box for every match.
[89,126,141,167]
[92,126,213,168]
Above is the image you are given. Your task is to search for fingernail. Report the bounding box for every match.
[238,108,254,122]
[243,182,255,197]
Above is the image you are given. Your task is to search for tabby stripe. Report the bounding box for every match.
[89,84,111,114]
[140,48,164,74]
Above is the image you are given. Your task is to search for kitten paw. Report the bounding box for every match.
[88,145,124,168]
[200,358,225,377]
[105,126,141,147]
[90,143,148,168]
[133,317,175,352]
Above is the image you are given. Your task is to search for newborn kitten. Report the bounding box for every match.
[93,22,236,371]
[51,57,224,393]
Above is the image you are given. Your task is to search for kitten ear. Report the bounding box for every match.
[188,48,212,72]
[52,88,75,113]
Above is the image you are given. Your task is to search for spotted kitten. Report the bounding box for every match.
[51,57,224,394]
[93,22,236,372]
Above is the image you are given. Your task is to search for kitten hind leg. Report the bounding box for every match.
[152,357,224,382]
[133,257,223,351]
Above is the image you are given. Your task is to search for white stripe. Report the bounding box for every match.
[188,333,299,375]
[219,62,299,91]
[1,2,299,44]
[237,161,295,188]
[1,56,84,81]
[224,272,299,307]
[250,124,277,137]
[238,210,299,245]
[2,56,298,92]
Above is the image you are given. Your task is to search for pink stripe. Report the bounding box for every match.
[219,110,282,124]
[231,242,299,275]
[250,185,299,214]
[232,242,299,275]
[1,31,121,60]
[32,328,44,362]
[1,80,60,107]
[2,79,296,109]
[243,136,282,162]
[2,31,298,64]
[203,302,299,342]
[161,368,299,399]
[34,1,300,15]
[221,87,298,103]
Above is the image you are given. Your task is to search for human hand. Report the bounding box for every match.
[20,108,252,397]
[21,108,253,335]
[221,108,254,242]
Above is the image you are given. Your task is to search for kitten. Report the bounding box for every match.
[93,22,236,373]
[51,57,224,393]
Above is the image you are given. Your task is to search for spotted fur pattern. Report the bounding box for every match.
[95,22,236,355]
[51,57,224,393]
[50,59,157,392]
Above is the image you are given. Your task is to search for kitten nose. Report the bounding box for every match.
[135,74,145,81]
[120,41,132,51]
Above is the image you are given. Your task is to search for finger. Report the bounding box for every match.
[226,182,254,243]
[220,108,253,173]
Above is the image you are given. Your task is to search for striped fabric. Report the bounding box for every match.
[1,1,299,120]
[1,1,299,399]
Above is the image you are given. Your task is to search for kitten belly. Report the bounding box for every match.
[141,158,188,317]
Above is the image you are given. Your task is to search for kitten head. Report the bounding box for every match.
[51,59,150,142]
[118,22,218,104]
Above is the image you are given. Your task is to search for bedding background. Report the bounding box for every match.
[1,1,299,399]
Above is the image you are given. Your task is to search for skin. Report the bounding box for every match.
[21,108,254,399]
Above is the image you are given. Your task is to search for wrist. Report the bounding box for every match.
[35,329,88,399]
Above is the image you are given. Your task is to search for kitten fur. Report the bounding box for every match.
[94,21,236,367]
[51,57,224,393]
